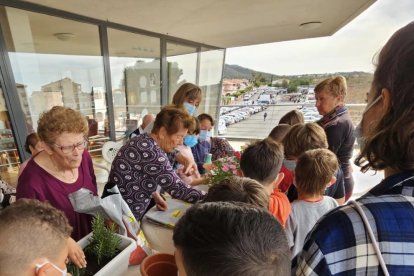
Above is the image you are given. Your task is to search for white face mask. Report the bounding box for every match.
[355,94,383,151]
[36,261,67,276]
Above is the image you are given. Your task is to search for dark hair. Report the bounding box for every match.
[173,202,290,276]
[278,110,304,125]
[295,149,339,196]
[0,199,72,275]
[355,22,414,172]
[197,113,215,127]
[204,176,269,209]
[152,106,193,135]
[24,133,40,154]
[268,124,292,143]
[240,138,284,186]
[172,83,202,107]
[282,123,328,158]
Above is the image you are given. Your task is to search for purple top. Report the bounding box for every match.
[17,151,97,241]
[109,133,206,221]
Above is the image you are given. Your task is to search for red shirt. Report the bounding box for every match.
[277,164,294,193]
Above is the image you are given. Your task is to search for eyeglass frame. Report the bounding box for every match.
[51,138,88,154]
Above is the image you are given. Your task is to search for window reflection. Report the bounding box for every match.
[167,42,197,101]
[108,28,161,139]
[1,7,107,145]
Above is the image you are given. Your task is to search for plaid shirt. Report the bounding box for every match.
[295,171,414,275]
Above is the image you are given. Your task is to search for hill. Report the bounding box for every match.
[223,64,373,103]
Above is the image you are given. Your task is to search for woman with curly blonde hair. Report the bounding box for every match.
[17,106,96,269]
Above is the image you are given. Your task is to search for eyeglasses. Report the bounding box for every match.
[53,139,88,154]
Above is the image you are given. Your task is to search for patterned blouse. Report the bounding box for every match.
[109,133,206,220]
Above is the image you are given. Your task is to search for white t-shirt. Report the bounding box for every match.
[285,196,338,259]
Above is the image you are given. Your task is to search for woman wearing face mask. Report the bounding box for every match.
[296,22,414,275]
[143,83,202,175]
[315,76,355,201]
[176,117,202,185]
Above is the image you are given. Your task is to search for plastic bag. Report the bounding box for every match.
[68,185,140,240]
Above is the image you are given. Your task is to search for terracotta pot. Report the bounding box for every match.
[140,253,177,276]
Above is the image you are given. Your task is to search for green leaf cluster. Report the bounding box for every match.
[85,214,121,265]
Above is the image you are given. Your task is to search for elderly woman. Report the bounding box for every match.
[296,22,414,275]
[315,76,355,201]
[109,106,206,221]
[17,106,95,267]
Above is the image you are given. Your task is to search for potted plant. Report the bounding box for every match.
[68,214,136,276]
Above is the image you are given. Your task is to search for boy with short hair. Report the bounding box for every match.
[0,199,73,276]
[240,138,291,226]
[281,123,345,205]
[285,149,339,258]
[173,202,291,276]
[203,176,269,209]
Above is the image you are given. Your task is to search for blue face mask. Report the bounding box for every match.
[199,130,211,141]
[184,135,198,148]
[183,102,197,116]
[283,159,296,172]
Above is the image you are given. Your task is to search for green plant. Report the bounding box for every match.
[85,214,121,265]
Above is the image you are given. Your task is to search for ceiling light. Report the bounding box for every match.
[53,33,75,41]
[299,22,322,31]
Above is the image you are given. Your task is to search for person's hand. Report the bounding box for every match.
[176,152,197,175]
[203,163,213,172]
[152,192,168,211]
[67,237,87,268]
[190,176,208,186]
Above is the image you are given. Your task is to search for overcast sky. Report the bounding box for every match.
[225,0,414,76]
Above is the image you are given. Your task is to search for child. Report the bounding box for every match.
[280,123,345,205]
[285,148,339,259]
[176,117,202,185]
[240,138,291,226]
[203,176,269,209]
[191,114,213,174]
[268,124,292,143]
[173,202,290,276]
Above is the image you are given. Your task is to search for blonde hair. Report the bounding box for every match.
[204,176,269,209]
[278,110,304,125]
[295,149,339,196]
[268,124,292,143]
[282,123,328,158]
[172,83,202,106]
[37,106,88,144]
[315,76,347,98]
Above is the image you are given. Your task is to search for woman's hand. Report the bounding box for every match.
[152,192,168,211]
[67,237,87,268]
[190,176,208,186]
[176,152,198,175]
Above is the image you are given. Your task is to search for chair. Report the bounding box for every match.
[93,141,123,173]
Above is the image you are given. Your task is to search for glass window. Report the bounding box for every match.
[1,7,107,150]
[198,48,225,126]
[166,42,197,102]
[0,84,19,181]
[107,28,160,139]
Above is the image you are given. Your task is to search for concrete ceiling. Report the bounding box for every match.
[22,0,376,48]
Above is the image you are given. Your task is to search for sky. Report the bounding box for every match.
[225,0,414,76]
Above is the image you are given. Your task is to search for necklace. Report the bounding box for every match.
[51,161,76,182]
